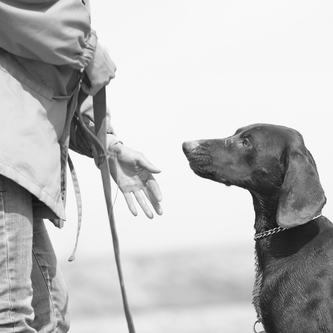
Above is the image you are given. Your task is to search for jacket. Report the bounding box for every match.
[0,0,115,227]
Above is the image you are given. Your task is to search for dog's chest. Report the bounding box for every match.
[252,250,263,322]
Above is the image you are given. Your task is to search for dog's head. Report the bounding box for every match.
[183,123,326,228]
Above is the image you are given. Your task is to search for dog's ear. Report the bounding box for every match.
[277,146,326,229]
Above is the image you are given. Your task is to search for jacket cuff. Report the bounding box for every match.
[107,134,122,147]
[72,30,98,70]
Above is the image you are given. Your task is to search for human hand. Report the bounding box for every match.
[81,42,116,96]
[108,144,163,219]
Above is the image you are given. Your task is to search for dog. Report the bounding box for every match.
[183,123,333,333]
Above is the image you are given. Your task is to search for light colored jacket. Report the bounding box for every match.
[0,0,115,227]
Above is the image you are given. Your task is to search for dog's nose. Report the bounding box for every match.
[182,141,199,155]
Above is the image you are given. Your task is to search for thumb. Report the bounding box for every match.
[137,156,161,174]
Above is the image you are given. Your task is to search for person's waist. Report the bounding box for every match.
[0,48,80,99]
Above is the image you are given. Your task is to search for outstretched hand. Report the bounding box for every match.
[107,144,163,219]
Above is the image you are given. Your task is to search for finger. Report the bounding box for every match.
[123,192,138,217]
[146,177,162,202]
[133,190,154,219]
[142,186,163,216]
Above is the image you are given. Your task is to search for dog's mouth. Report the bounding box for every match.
[187,153,212,167]
[183,146,211,171]
[183,141,233,186]
[183,141,212,166]
[187,158,232,186]
[191,165,233,186]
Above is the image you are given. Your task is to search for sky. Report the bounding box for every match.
[48,0,333,260]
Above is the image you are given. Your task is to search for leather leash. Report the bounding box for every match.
[76,87,136,333]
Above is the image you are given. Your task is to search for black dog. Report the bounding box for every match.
[183,124,333,333]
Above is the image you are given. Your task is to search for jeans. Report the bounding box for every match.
[0,176,70,332]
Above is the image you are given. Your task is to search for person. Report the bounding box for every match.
[0,1,162,332]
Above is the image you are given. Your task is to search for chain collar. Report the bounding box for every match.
[254,213,322,241]
[254,226,285,241]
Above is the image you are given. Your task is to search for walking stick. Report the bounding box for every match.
[75,87,136,333]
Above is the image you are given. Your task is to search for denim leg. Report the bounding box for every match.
[31,219,70,333]
[0,176,70,333]
[0,176,36,332]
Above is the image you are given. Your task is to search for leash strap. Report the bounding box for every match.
[67,154,83,262]
[76,87,136,333]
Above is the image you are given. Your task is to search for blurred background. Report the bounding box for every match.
[47,1,333,332]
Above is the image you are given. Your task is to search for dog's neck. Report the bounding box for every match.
[250,191,322,324]
[251,191,322,258]
[252,217,321,326]
[250,191,279,323]
[251,191,280,232]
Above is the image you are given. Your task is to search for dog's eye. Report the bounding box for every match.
[242,138,251,148]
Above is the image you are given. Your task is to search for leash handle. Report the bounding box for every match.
[76,88,136,333]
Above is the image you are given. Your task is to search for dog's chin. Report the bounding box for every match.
[190,165,232,186]
[218,178,233,186]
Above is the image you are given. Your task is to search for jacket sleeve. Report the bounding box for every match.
[0,0,96,69]
[69,95,120,158]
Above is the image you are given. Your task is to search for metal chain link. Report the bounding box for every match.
[254,226,286,241]
[254,213,322,241]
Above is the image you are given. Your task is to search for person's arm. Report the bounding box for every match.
[0,0,95,69]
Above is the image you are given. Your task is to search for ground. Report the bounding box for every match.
[60,243,257,332]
